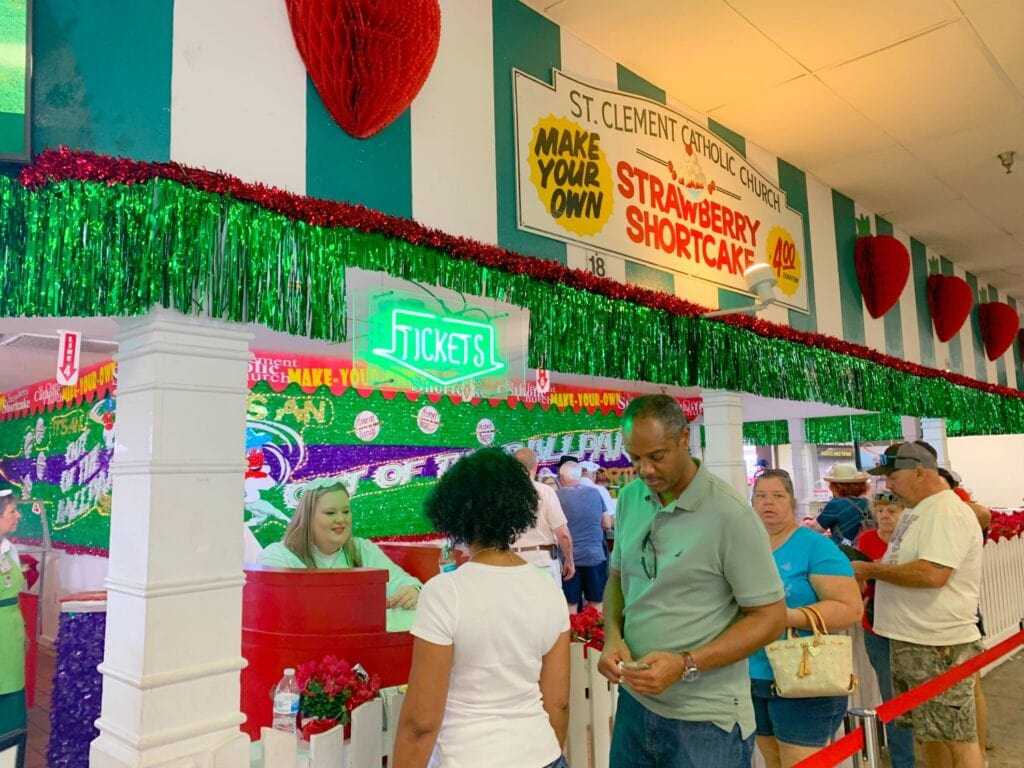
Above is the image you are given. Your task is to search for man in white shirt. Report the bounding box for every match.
[512,448,574,584]
[579,460,616,517]
[853,442,984,768]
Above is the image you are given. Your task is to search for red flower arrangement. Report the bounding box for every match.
[295,655,381,739]
[988,510,1024,543]
[569,605,605,651]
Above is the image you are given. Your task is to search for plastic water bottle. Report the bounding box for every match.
[438,543,457,574]
[272,668,300,734]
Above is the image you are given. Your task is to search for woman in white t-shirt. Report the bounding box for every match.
[393,448,570,768]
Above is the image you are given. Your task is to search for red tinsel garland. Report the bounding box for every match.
[19,147,1024,403]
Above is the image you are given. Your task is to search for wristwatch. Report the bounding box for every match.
[679,652,700,682]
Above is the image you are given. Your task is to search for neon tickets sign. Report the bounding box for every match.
[368,304,507,386]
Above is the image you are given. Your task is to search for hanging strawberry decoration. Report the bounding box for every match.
[927,274,973,342]
[854,235,910,318]
[286,0,442,139]
[978,302,1020,360]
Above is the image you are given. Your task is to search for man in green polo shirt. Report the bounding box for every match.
[599,395,786,768]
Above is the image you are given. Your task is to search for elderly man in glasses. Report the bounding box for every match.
[598,395,786,768]
[853,442,984,768]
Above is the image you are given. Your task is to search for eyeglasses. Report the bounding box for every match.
[873,491,898,504]
[641,527,658,579]
[758,468,790,479]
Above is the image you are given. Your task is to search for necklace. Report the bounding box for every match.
[468,546,498,562]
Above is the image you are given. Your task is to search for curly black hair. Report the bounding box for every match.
[424,448,538,550]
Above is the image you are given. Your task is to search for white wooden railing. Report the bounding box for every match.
[255,532,1024,768]
[566,643,616,768]
[979,532,1024,660]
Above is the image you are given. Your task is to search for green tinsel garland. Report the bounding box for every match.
[743,421,790,446]
[739,414,905,447]
[804,413,905,444]
[0,175,1022,437]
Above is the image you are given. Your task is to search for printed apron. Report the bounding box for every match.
[0,544,27,733]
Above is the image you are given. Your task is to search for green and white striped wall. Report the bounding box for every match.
[28,0,1023,390]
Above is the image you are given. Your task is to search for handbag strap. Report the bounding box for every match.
[799,604,829,635]
[785,606,820,640]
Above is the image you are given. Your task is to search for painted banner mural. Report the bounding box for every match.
[243,381,631,547]
[3,353,678,554]
[0,360,116,554]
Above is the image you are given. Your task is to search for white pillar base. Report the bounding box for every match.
[787,418,811,520]
[90,309,252,768]
[920,418,950,468]
[901,416,921,443]
[700,390,747,496]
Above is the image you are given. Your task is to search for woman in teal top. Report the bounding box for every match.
[749,470,863,768]
[0,490,27,738]
[258,479,422,609]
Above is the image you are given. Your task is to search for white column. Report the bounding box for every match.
[920,417,950,468]
[787,418,811,520]
[700,390,747,496]
[91,309,252,768]
[689,417,703,460]
[901,416,922,443]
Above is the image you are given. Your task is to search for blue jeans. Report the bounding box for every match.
[610,688,754,768]
[541,756,567,768]
[750,679,847,747]
[863,631,916,768]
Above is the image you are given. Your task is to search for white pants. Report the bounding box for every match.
[545,558,561,585]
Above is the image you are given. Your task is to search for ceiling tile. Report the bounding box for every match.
[537,0,807,112]
[907,114,1024,177]
[951,234,1024,272]
[885,200,1003,256]
[818,21,1018,144]
[958,0,1024,93]
[812,146,958,214]
[709,75,894,169]
[726,0,962,71]
[938,160,1024,233]
[972,268,1024,299]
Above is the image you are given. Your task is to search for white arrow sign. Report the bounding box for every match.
[56,330,81,386]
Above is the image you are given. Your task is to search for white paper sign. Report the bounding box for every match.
[513,69,809,312]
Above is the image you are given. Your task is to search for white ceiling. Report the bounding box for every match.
[521,0,1024,301]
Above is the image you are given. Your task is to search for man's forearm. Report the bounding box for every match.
[857,559,949,588]
[690,600,786,673]
[603,571,625,642]
[555,528,573,563]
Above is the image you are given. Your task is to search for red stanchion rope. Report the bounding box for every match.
[793,626,1024,768]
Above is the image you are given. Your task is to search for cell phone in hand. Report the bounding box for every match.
[620,660,651,671]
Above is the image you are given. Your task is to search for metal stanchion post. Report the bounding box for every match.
[847,707,881,768]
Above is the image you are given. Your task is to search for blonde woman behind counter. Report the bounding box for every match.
[258,479,423,609]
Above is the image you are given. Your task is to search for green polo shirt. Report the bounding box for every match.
[610,460,783,737]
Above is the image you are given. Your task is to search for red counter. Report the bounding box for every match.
[241,567,414,740]
[376,541,467,584]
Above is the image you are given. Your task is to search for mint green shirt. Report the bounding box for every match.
[258,539,422,600]
[610,460,783,737]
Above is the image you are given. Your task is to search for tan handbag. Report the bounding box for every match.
[765,605,857,698]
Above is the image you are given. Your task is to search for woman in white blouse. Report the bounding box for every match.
[393,448,570,768]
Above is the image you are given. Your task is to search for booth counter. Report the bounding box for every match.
[376,541,467,584]
[241,567,415,741]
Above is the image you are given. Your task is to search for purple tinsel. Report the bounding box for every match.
[48,611,106,768]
